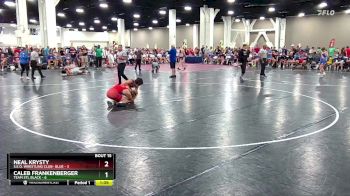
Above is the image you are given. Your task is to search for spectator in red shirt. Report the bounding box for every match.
[254,45,260,54]
[187,48,192,56]
[14,47,21,54]
[346,46,350,58]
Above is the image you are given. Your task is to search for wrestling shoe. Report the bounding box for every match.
[107,101,114,109]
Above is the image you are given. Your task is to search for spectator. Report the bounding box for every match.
[19,47,30,79]
[95,45,103,69]
[169,45,177,78]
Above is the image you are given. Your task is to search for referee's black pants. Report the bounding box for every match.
[118,63,128,84]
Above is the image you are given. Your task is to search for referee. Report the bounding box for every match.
[30,48,45,80]
[238,44,250,81]
[258,45,268,78]
[116,45,129,84]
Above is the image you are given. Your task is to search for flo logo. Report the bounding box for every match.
[318,10,335,16]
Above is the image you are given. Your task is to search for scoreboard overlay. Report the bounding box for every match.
[7,153,116,186]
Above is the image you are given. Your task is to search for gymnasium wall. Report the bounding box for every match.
[249,19,275,47]
[2,13,350,49]
[230,21,244,48]
[130,27,168,49]
[253,19,274,29]
[213,23,224,47]
[0,24,120,48]
[129,24,225,49]
[0,23,41,47]
[176,25,195,48]
[249,32,275,46]
[61,30,116,48]
[130,25,201,49]
[285,14,350,48]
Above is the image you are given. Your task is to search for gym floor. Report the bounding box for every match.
[0,64,349,196]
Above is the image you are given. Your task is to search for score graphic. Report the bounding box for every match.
[7,153,115,186]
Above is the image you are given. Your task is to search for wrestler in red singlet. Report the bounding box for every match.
[106,84,129,102]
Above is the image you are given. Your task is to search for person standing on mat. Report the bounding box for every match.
[135,48,142,71]
[95,45,103,69]
[238,44,250,81]
[30,48,45,80]
[177,48,185,70]
[258,45,268,78]
[169,45,177,78]
[319,48,328,76]
[19,47,30,79]
[116,44,129,84]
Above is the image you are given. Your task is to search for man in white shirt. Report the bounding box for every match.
[309,47,315,55]
[30,48,45,80]
[116,45,129,84]
[259,45,268,78]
